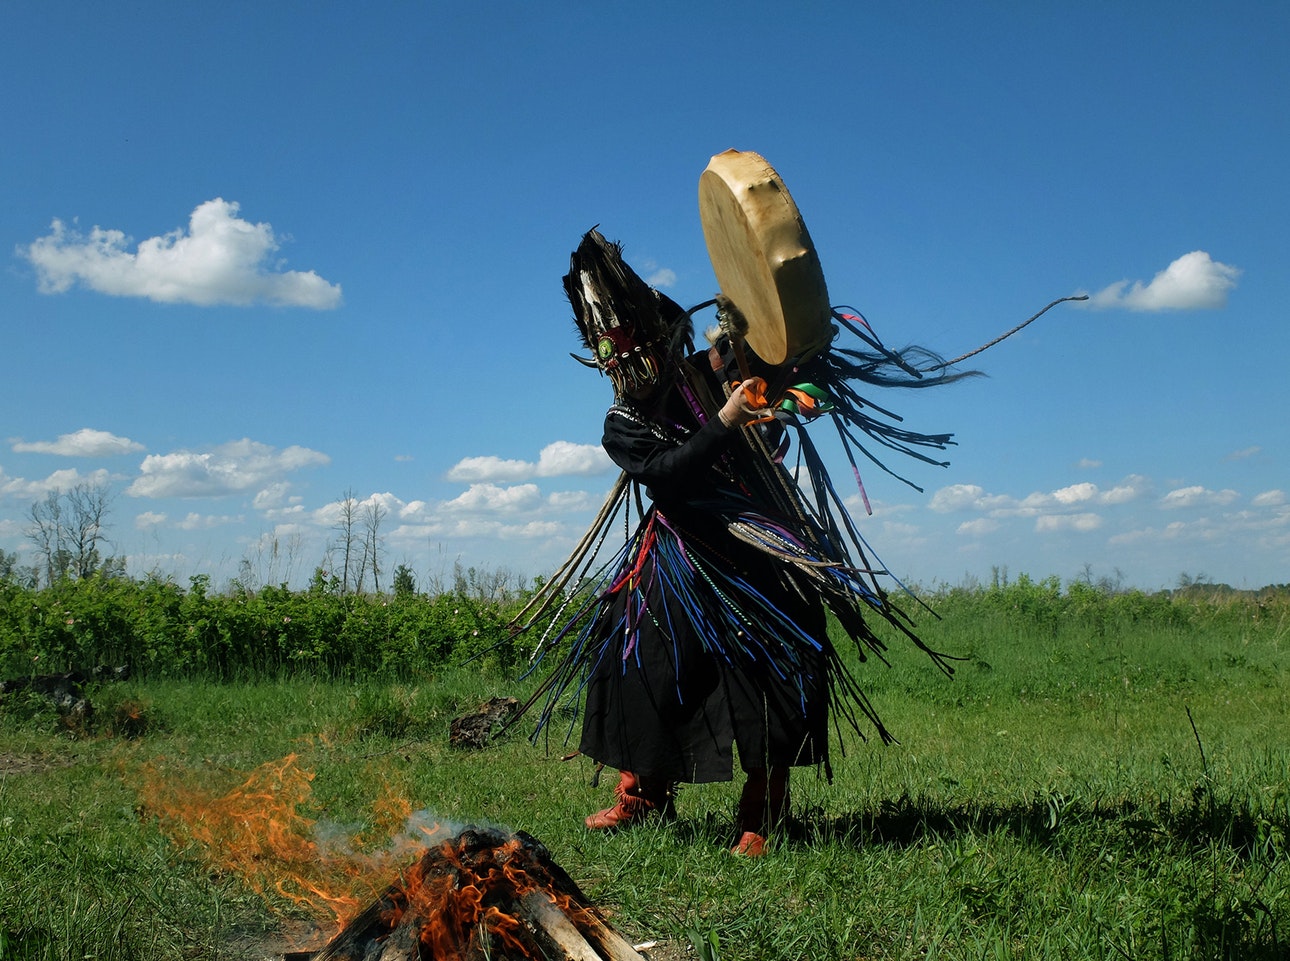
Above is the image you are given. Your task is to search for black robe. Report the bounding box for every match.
[576,361,829,783]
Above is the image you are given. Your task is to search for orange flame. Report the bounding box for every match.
[138,754,410,930]
[140,757,604,958]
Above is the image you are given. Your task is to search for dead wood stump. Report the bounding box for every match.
[448,696,520,749]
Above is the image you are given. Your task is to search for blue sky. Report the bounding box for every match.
[3,2,1286,592]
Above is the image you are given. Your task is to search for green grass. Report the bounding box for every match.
[2,592,1287,960]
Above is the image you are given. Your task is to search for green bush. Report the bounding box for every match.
[2,573,1285,690]
[0,575,539,682]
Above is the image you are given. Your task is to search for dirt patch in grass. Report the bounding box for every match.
[0,751,72,777]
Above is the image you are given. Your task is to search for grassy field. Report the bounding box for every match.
[2,587,1287,960]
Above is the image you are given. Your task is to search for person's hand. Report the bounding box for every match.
[718,377,769,428]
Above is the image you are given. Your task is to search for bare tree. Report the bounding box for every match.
[25,482,115,586]
[66,483,113,580]
[332,488,361,595]
[27,490,65,586]
[361,498,387,594]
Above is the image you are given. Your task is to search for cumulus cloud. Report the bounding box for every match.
[1,466,112,499]
[1112,496,1290,557]
[930,477,1147,517]
[495,519,563,538]
[252,483,295,510]
[1085,250,1240,311]
[1075,458,1103,470]
[11,428,144,457]
[956,518,1000,536]
[547,490,597,512]
[441,483,543,514]
[126,439,329,499]
[387,516,562,542]
[929,484,990,512]
[446,442,612,482]
[177,512,242,531]
[446,518,563,539]
[1226,446,1261,461]
[308,491,410,529]
[535,441,613,476]
[446,456,531,483]
[1099,482,1142,505]
[646,268,677,287]
[1035,512,1103,533]
[22,199,342,308]
[1051,482,1099,505]
[398,499,428,519]
[1160,485,1239,509]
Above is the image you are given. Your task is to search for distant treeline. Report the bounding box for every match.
[1,571,1286,683]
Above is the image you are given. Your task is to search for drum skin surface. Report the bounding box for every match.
[699,149,833,365]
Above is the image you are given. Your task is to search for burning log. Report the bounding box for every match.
[309,826,644,961]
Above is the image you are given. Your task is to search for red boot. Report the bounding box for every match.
[731,767,789,857]
[584,770,675,830]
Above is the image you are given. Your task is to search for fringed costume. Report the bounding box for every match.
[512,151,977,853]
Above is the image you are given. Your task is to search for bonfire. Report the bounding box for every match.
[141,753,645,959]
[311,826,644,961]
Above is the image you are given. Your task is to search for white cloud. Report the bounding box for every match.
[547,490,597,512]
[388,516,561,541]
[1160,485,1239,509]
[1076,458,1102,470]
[134,511,167,529]
[253,483,294,510]
[956,518,1000,536]
[446,442,612,482]
[126,439,329,499]
[535,441,613,476]
[311,491,410,528]
[931,477,1146,518]
[1051,482,1099,505]
[22,199,342,309]
[1086,251,1240,311]
[1251,490,1286,508]
[1226,446,1261,461]
[928,484,989,512]
[446,455,531,483]
[497,520,563,538]
[11,428,144,457]
[1035,512,1103,533]
[646,268,677,288]
[0,466,112,499]
[177,512,241,531]
[369,491,406,513]
[1101,478,1148,504]
[441,483,542,514]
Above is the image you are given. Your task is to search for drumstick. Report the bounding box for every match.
[729,330,753,383]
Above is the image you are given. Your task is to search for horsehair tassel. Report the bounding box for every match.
[922,294,1090,372]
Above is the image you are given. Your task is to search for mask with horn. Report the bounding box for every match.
[565,228,693,396]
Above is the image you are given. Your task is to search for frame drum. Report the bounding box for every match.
[699,149,833,366]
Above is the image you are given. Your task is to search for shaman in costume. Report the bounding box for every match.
[514,151,972,856]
